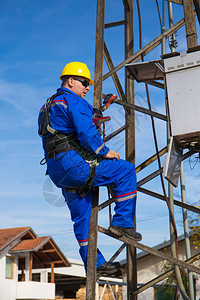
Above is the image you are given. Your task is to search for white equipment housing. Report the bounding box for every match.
[164,50,200,147]
[125,49,200,186]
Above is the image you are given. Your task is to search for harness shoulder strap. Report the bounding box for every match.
[39,91,100,197]
[38,91,70,137]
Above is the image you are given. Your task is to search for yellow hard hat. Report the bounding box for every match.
[59,62,94,85]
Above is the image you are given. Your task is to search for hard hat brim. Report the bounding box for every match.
[89,78,94,85]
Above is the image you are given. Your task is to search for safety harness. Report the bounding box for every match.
[38,91,103,197]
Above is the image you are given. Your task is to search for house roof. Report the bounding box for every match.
[10,235,70,268]
[0,227,36,251]
[10,236,51,252]
[0,226,70,269]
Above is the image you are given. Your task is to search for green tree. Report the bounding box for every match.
[188,204,200,250]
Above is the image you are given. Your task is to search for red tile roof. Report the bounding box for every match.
[0,227,31,251]
[0,226,70,267]
[10,237,50,252]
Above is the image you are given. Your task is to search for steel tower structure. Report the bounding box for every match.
[86,1,200,299]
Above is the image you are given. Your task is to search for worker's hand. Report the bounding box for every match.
[104,149,120,161]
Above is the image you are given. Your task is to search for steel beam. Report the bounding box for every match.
[103,18,185,81]
[86,188,99,299]
[98,196,115,211]
[182,149,196,161]
[165,0,183,4]
[115,99,167,121]
[104,125,127,143]
[105,20,127,29]
[123,0,132,11]
[133,253,200,295]
[98,226,200,275]
[99,172,200,214]
[138,186,200,214]
[136,147,167,173]
[109,243,126,262]
[104,42,126,101]
[180,162,195,300]
[147,80,165,89]
[137,168,163,187]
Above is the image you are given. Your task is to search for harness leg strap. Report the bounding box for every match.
[64,163,97,198]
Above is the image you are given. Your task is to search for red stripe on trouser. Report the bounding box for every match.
[78,239,88,243]
[115,190,137,198]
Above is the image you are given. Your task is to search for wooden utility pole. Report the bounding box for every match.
[124,1,137,299]
[86,188,99,300]
[93,0,105,108]
[183,0,198,48]
[86,1,105,299]
[86,0,105,300]
[193,0,200,23]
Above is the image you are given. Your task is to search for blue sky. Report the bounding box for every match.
[0,0,200,263]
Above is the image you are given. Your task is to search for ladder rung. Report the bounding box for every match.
[98,226,200,275]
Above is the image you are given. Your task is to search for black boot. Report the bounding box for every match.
[109,224,142,241]
[97,261,121,275]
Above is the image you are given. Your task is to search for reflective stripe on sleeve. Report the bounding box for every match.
[95,142,105,155]
[51,100,68,109]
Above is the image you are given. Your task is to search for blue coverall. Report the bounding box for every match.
[39,87,137,270]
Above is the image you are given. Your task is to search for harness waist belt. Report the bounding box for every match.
[44,133,101,197]
[47,143,72,158]
[45,133,100,162]
[46,134,74,159]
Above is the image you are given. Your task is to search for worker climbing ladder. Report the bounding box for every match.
[86,0,200,299]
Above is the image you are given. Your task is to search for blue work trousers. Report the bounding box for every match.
[48,155,137,270]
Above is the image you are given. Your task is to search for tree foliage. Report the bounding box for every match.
[188,205,200,249]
